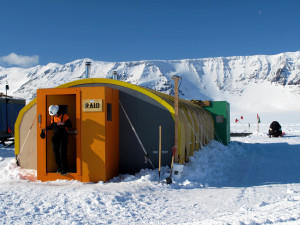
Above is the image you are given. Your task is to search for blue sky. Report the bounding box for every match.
[1,0,300,67]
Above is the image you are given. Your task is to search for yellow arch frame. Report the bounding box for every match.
[15,78,175,154]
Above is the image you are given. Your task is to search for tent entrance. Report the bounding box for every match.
[45,102,76,173]
[37,88,82,181]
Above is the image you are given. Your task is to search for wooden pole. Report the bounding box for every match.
[159,125,161,180]
[172,75,181,163]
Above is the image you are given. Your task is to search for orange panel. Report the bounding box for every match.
[105,88,119,180]
[37,86,119,183]
[81,87,106,182]
[80,87,119,182]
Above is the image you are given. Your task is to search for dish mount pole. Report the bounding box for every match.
[171,75,181,163]
[5,83,9,134]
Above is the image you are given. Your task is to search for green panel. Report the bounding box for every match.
[203,101,230,145]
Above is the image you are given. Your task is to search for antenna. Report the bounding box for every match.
[5,82,9,134]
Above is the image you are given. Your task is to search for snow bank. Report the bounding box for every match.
[1,123,300,224]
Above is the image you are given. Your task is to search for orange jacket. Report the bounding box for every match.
[47,113,72,133]
[51,113,70,124]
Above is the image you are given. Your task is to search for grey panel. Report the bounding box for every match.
[119,92,174,174]
[73,82,174,174]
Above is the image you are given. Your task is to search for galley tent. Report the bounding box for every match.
[15,78,215,182]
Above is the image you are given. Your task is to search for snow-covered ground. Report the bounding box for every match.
[1,123,300,224]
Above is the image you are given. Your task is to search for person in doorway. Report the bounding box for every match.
[41,105,72,175]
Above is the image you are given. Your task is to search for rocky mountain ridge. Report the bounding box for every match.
[1,51,299,113]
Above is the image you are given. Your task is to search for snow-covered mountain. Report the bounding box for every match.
[1,51,300,120]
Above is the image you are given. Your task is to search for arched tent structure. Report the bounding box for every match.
[15,78,214,182]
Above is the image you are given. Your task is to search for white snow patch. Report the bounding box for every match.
[1,123,300,224]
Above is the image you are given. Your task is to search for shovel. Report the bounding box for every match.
[166,147,176,184]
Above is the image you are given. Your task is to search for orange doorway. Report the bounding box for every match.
[37,88,81,181]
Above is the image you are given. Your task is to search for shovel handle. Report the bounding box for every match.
[170,147,176,170]
[172,146,176,156]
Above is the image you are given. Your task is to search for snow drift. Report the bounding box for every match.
[1,123,300,224]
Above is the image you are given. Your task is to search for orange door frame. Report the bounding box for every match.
[37,88,82,181]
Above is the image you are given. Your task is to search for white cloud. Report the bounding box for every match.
[0,53,39,67]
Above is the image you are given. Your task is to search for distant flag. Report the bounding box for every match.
[241,116,244,120]
[257,114,261,124]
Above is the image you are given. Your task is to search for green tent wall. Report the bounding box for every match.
[203,101,230,145]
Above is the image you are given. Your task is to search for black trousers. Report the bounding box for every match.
[52,134,68,171]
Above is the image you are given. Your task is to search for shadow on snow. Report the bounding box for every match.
[206,141,300,188]
[0,146,15,159]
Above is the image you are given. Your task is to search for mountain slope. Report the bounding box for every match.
[1,51,300,116]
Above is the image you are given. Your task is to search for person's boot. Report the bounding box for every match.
[60,169,68,175]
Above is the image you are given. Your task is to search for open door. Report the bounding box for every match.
[37,88,81,181]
